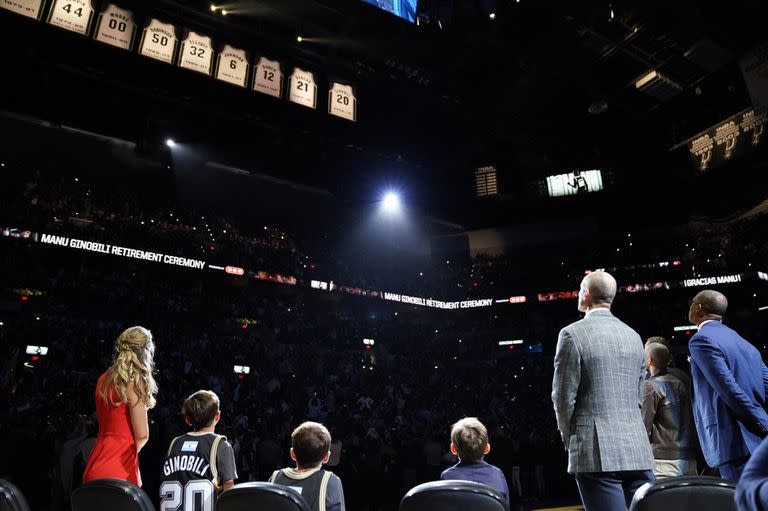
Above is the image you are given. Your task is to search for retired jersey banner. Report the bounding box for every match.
[686,108,766,172]
[178,30,213,75]
[253,57,283,98]
[139,18,177,64]
[47,0,94,35]
[93,3,135,50]
[328,82,357,121]
[1,0,44,19]
[215,45,248,87]
[288,67,317,109]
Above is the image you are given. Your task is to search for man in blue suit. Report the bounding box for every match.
[736,435,768,511]
[688,290,768,482]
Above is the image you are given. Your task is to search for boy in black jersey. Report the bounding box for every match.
[269,421,345,511]
[160,390,237,511]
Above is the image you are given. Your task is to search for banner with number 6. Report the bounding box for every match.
[215,45,249,87]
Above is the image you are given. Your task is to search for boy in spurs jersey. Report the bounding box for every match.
[269,421,346,511]
[160,391,237,511]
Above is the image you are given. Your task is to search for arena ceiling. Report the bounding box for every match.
[0,0,766,231]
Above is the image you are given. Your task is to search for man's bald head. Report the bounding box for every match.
[688,289,728,326]
[694,290,728,317]
[645,342,670,370]
[582,271,618,307]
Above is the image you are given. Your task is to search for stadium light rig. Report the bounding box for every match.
[381,192,401,213]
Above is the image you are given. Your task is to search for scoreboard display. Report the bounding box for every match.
[545,170,604,197]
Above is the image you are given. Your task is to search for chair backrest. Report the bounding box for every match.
[630,475,736,511]
[0,480,31,511]
[400,480,510,511]
[71,479,155,511]
[217,482,309,511]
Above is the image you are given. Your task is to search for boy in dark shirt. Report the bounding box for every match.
[440,417,510,503]
[160,390,238,510]
[269,421,346,511]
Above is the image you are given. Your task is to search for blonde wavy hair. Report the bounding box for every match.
[99,326,158,409]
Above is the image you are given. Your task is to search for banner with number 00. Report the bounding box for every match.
[93,3,135,50]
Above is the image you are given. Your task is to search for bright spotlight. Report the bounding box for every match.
[297,35,303,43]
[165,138,176,148]
[210,4,216,11]
[382,192,401,212]
[489,12,496,20]
[221,9,228,15]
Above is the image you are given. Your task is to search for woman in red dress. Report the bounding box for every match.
[83,326,158,486]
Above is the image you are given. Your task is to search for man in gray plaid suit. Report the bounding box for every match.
[552,271,655,511]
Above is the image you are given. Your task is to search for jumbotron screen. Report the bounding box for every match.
[546,169,604,197]
[362,0,418,22]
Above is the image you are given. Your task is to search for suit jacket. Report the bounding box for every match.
[688,321,768,467]
[736,435,768,511]
[641,369,697,461]
[552,309,654,473]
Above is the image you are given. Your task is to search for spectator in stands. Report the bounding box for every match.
[440,417,510,504]
[641,343,697,478]
[688,290,768,482]
[736,435,768,511]
[269,422,346,511]
[645,336,691,390]
[83,326,158,486]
